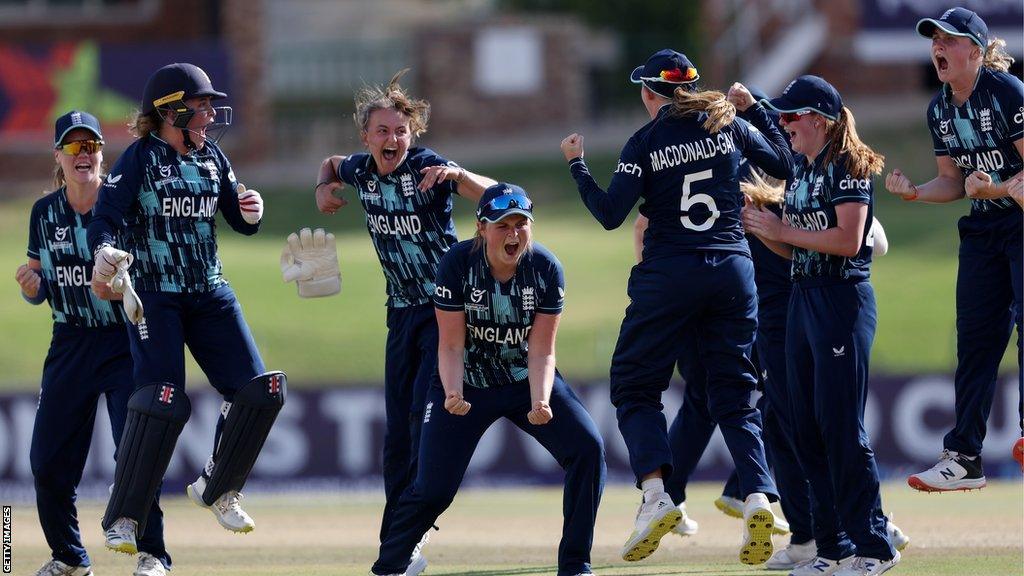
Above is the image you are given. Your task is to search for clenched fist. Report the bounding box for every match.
[561,133,584,162]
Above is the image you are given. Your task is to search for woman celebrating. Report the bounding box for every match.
[370,183,605,576]
[20,111,169,576]
[314,69,495,572]
[88,63,286,554]
[744,75,899,575]
[562,48,793,565]
[885,7,1023,492]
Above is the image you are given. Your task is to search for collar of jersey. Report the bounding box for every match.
[941,66,984,106]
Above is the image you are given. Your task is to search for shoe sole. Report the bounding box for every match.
[714,498,743,519]
[106,539,138,555]
[740,509,775,565]
[906,476,986,492]
[621,507,682,562]
[186,484,254,534]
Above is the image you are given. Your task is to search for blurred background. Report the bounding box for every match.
[0,0,1021,497]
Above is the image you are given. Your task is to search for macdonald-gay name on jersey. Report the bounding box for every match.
[650,133,736,172]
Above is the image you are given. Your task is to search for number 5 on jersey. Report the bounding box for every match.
[680,169,719,232]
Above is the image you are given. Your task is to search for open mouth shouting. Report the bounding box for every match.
[935,54,950,74]
[503,236,522,258]
[382,145,399,162]
[74,159,94,175]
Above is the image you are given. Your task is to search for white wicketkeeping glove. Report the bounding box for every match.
[280,227,341,298]
[237,183,263,225]
[96,247,144,324]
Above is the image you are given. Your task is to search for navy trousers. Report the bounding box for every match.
[610,252,776,500]
[945,209,1023,455]
[379,303,441,542]
[126,285,265,498]
[31,324,169,569]
[786,281,893,561]
[666,301,813,544]
[373,375,605,576]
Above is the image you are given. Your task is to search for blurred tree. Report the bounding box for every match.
[498,0,702,113]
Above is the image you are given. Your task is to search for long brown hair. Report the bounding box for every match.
[353,69,430,136]
[130,109,162,138]
[741,171,785,208]
[820,107,884,179]
[982,37,1014,72]
[668,87,736,133]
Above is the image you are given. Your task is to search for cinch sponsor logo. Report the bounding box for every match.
[55,265,90,287]
[649,133,736,172]
[952,150,1005,173]
[435,285,452,299]
[615,161,642,177]
[162,196,218,218]
[839,176,870,191]
[1014,107,1023,125]
[467,323,532,345]
[367,214,422,235]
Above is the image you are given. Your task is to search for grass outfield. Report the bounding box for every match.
[0,119,1017,389]
[9,482,1023,575]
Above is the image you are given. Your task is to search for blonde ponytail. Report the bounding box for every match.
[821,107,884,179]
[982,37,1014,72]
[668,87,736,133]
[741,171,785,207]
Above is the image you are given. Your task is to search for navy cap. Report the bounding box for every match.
[142,63,227,113]
[917,7,988,50]
[764,75,843,121]
[477,183,534,223]
[629,49,700,99]
[54,110,103,147]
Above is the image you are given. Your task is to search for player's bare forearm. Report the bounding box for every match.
[318,155,345,185]
[456,171,496,202]
[438,347,465,398]
[633,215,648,263]
[914,174,966,203]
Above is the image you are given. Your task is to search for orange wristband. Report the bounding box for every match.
[902,185,919,202]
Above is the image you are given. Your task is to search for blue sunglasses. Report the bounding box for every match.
[477,193,534,222]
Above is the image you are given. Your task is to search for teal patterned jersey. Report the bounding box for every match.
[433,241,565,388]
[784,152,874,284]
[27,189,125,327]
[88,135,259,293]
[927,66,1024,213]
[338,148,460,308]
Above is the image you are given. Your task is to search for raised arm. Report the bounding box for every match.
[315,155,349,214]
[562,134,644,230]
[885,156,965,204]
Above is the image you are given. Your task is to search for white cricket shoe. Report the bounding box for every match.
[406,530,430,576]
[134,552,167,576]
[715,495,744,518]
[104,516,138,555]
[834,551,900,576]
[887,520,909,551]
[670,503,699,536]
[620,492,682,561]
[740,493,775,565]
[34,560,93,576]
[187,475,255,533]
[716,494,790,535]
[907,450,985,492]
[790,556,853,576]
[766,539,817,570]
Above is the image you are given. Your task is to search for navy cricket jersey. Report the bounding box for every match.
[28,189,126,327]
[569,103,792,259]
[88,135,258,293]
[338,148,461,308]
[784,153,873,284]
[433,241,565,389]
[927,66,1024,213]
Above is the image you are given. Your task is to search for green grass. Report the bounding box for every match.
[0,121,1016,389]
[9,482,1023,575]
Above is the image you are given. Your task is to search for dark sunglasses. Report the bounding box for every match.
[58,140,103,155]
[779,110,813,124]
[478,193,534,221]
